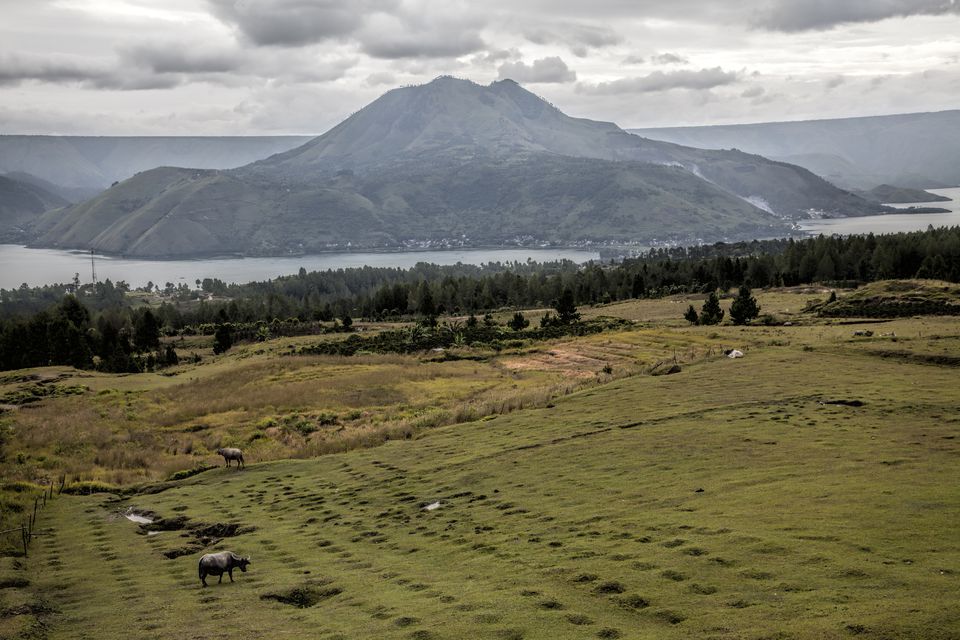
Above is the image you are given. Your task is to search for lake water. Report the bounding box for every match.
[3,186,957,290]
[0,246,601,290]
[799,187,960,236]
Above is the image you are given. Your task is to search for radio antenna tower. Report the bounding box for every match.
[90,249,97,284]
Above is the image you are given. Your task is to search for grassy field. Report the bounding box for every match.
[0,323,736,494]
[1,290,959,639]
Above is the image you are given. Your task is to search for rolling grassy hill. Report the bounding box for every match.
[2,291,958,639]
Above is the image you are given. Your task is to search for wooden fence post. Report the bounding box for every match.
[20,523,28,558]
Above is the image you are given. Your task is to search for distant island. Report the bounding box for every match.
[862,184,952,204]
[896,206,951,214]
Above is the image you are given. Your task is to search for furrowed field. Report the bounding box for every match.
[1,287,958,639]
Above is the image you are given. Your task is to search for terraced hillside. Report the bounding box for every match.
[5,316,959,639]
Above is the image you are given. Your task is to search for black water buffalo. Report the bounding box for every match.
[217,447,244,469]
[199,551,251,586]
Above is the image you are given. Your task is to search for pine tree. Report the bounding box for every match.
[133,309,161,352]
[213,323,233,355]
[508,311,529,331]
[699,291,725,325]
[683,304,699,325]
[554,288,580,324]
[729,286,761,325]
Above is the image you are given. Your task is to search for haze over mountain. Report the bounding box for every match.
[32,78,883,258]
[0,136,312,202]
[631,110,960,191]
[0,175,67,242]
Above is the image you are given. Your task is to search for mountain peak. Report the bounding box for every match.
[255,77,630,174]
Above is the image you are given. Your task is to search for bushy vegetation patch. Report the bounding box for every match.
[296,318,626,358]
[0,383,86,406]
[165,465,216,481]
[816,280,960,318]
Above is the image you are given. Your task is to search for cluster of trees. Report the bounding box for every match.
[0,296,178,372]
[150,226,960,327]
[685,286,761,326]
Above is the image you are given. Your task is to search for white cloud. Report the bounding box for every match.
[498,57,577,83]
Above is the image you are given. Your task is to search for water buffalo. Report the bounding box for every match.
[217,447,244,469]
[199,551,250,586]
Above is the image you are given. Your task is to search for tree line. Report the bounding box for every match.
[1,226,958,372]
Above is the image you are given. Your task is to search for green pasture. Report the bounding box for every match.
[4,316,958,639]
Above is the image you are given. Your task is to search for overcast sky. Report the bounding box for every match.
[1,0,959,135]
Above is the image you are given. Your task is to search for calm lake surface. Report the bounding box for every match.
[800,186,960,236]
[0,247,601,289]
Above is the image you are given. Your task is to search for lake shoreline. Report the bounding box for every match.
[20,242,608,263]
[0,246,603,289]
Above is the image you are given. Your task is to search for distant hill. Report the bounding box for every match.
[32,78,883,258]
[0,135,313,198]
[0,174,67,242]
[859,184,950,204]
[631,110,960,190]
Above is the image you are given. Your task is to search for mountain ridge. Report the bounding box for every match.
[630,109,960,190]
[0,174,68,242]
[0,135,313,198]
[30,77,883,258]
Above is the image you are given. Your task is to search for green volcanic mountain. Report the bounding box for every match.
[32,77,883,257]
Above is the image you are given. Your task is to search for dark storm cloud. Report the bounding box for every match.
[752,0,960,31]
[206,0,392,46]
[580,67,739,94]
[498,57,577,83]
